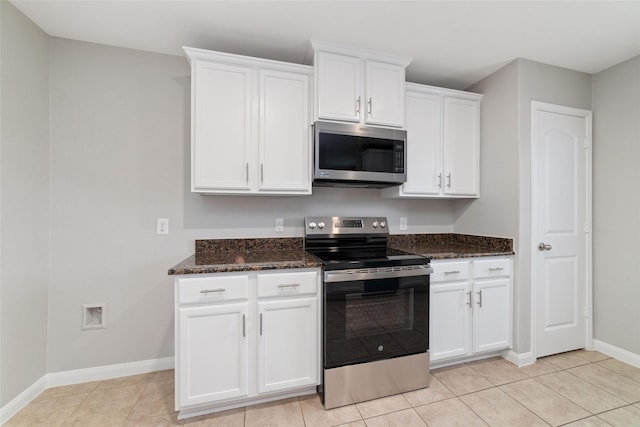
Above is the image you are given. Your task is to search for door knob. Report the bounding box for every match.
[538,243,552,251]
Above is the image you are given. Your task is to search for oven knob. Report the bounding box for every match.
[308,222,316,229]
[378,345,384,352]
[318,221,325,229]
[372,221,379,228]
[380,221,387,229]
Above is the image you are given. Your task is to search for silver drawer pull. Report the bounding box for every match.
[488,267,504,272]
[200,288,225,294]
[278,283,300,288]
[444,270,461,275]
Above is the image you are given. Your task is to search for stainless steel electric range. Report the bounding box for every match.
[304,216,432,409]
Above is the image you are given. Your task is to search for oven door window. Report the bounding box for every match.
[324,275,429,369]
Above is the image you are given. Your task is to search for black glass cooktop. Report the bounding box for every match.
[307,246,428,271]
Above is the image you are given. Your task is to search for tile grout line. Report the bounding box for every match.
[123,376,152,423]
[562,361,640,407]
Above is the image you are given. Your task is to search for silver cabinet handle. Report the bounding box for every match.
[278,283,300,288]
[368,97,372,116]
[260,163,264,184]
[466,291,472,307]
[259,313,263,336]
[477,290,483,307]
[444,270,461,275]
[488,267,504,272]
[446,173,452,188]
[242,314,246,337]
[437,173,442,188]
[245,163,249,184]
[200,288,225,294]
[356,96,361,114]
[538,243,552,251]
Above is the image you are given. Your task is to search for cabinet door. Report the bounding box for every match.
[177,302,249,407]
[402,90,443,195]
[192,61,253,192]
[473,278,511,353]
[430,281,472,361]
[257,297,318,393]
[316,52,361,122]
[365,60,406,127]
[442,96,480,196]
[259,70,311,193]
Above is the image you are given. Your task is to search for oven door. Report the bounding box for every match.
[323,267,429,369]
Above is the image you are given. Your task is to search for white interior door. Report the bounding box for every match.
[532,101,592,358]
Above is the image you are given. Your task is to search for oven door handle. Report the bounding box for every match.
[324,265,432,283]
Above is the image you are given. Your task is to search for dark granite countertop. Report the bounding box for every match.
[168,238,322,275]
[168,234,514,276]
[389,233,514,260]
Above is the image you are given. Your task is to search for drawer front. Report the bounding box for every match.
[431,261,471,282]
[473,258,511,279]
[178,275,249,305]
[257,270,318,298]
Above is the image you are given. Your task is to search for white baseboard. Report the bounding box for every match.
[0,375,47,425]
[502,349,535,367]
[47,356,174,388]
[593,339,640,368]
[1,357,174,426]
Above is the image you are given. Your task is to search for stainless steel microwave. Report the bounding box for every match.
[313,121,407,188]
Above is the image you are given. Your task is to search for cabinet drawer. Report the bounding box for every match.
[178,275,249,305]
[473,258,511,279]
[257,271,318,298]
[431,261,471,282]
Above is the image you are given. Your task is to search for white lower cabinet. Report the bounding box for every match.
[257,297,318,393]
[175,269,320,418]
[178,302,249,407]
[430,257,512,363]
[430,281,472,361]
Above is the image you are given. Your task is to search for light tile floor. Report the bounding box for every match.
[6,350,640,426]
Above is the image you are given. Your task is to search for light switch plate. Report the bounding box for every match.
[157,218,169,235]
[400,217,408,230]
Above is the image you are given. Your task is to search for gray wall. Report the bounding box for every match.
[592,55,640,356]
[454,59,592,355]
[46,37,455,373]
[0,1,50,406]
[454,60,522,349]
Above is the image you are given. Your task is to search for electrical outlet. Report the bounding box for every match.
[157,218,169,235]
[275,218,284,232]
[400,217,408,230]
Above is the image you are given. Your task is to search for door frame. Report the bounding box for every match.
[530,101,593,360]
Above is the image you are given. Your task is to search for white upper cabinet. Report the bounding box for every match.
[258,69,311,192]
[312,41,411,128]
[443,96,480,196]
[365,60,407,127]
[192,61,253,192]
[383,84,481,199]
[185,47,312,195]
[315,52,362,123]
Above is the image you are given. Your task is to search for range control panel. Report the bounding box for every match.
[304,216,389,236]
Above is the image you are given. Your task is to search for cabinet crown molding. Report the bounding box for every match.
[405,82,483,101]
[310,39,412,67]
[183,46,312,74]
